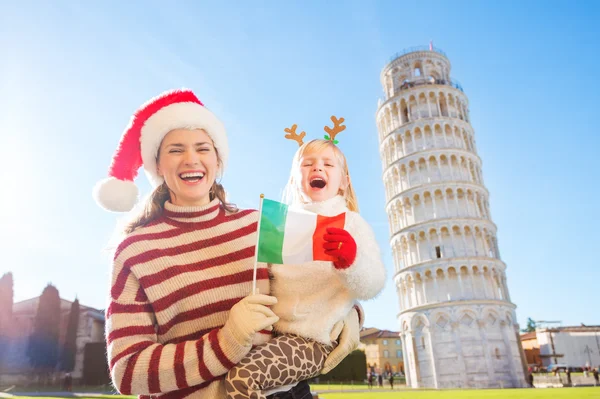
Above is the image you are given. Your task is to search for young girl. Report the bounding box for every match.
[225,127,387,399]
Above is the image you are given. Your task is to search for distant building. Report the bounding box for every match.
[0,296,105,384]
[359,328,403,375]
[520,332,542,368]
[535,325,600,369]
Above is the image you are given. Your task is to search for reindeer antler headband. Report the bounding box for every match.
[284,115,346,147]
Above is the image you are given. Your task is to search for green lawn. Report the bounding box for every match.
[5,387,600,399]
[312,383,370,390]
[317,387,600,399]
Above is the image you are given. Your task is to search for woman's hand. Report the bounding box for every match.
[321,307,360,374]
[323,227,357,269]
[223,294,279,347]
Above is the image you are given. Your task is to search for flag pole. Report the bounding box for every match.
[252,194,265,295]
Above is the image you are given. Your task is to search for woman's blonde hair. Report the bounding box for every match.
[124,146,236,234]
[282,139,359,212]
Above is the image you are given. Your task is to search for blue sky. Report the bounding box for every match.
[1,1,598,331]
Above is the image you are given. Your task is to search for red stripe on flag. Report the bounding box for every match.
[313,212,346,261]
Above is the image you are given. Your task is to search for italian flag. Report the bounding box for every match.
[257,198,346,265]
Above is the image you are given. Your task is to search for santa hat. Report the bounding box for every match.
[93,88,228,212]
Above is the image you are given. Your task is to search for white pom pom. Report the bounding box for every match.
[93,177,139,212]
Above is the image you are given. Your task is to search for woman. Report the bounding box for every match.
[94,89,362,399]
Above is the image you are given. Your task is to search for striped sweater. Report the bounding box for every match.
[106,198,270,399]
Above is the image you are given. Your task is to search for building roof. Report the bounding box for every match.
[85,309,106,322]
[360,328,400,340]
[360,327,379,337]
[539,325,600,333]
[520,332,537,341]
[13,296,104,317]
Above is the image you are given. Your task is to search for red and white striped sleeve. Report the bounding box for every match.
[106,256,251,395]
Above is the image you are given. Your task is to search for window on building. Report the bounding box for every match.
[383,339,388,345]
[384,350,389,358]
[495,348,501,359]
[421,336,426,348]
[397,350,402,358]
[395,339,401,345]
[435,246,442,258]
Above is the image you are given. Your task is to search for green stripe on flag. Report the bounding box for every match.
[257,199,288,264]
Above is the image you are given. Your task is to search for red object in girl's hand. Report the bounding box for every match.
[323,227,357,269]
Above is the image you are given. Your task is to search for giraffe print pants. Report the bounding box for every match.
[225,334,334,399]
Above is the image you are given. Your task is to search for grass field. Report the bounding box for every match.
[3,388,599,399]
[316,387,600,399]
[4,386,600,399]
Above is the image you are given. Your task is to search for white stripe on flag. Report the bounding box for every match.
[281,209,317,264]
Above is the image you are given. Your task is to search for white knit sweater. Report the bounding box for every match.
[270,195,386,345]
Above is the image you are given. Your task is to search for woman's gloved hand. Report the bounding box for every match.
[222,293,279,347]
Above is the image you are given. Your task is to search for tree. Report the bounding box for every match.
[0,272,14,368]
[521,317,536,333]
[82,342,111,385]
[60,298,79,372]
[320,349,367,382]
[0,272,14,325]
[27,284,61,378]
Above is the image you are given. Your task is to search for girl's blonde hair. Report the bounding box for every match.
[282,139,359,212]
[124,147,236,234]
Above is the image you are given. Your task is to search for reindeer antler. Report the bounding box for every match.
[323,115,346,144]
[284,124,306,147]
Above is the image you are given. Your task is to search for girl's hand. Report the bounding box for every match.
[323,227,357,269]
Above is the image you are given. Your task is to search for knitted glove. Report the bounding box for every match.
[323,227,357,269]
[322,307,360,374]
[221,294,279,347]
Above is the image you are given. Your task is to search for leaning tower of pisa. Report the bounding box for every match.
[376,46,527,389]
